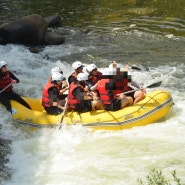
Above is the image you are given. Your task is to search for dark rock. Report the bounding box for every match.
[44,15,61,27]
[0,14,66,47]
[0,14,48,45]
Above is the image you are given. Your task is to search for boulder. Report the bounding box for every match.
[0,14,48,45]
[0,14,66,47]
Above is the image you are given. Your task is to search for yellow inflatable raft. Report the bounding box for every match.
[10,90,173,131]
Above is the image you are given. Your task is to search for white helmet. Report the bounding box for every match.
[86,64,97,73]
[77,73,88,81]
[51,72,63,82]
[102,68,115,76]
[72,61,83,70]
[51,66,63,74]
[0,61,7,68]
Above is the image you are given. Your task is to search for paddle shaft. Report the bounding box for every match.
[123,88,143,95]
[0,83,12,93]
[59,98,68,129]
[120,81,162,95]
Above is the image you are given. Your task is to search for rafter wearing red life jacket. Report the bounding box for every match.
[42,81,60,108]
[0,72,12,92]
[68,82,83,109]
[96,78,118,105]
[88,71,102,85]
[115,71,132,93]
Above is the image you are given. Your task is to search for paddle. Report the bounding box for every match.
[128,66,141,71]
[0,83,12,93]
[123,81,162,95]
[58,98,68,129]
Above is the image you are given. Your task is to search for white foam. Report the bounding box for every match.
[1,44,185,185]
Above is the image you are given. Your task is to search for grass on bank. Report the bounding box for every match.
[137,169,183,185]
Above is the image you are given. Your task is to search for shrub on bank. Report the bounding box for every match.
[137,169,182,185]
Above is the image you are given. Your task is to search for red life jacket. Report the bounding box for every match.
[114,78,131,95]
[97,78,117,105]
[88,71,102,85]
[0,72,12,92]
[122,78,131,92]
[68,82,83,109]
[42,81,60,107]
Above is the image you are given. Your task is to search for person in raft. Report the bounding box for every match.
[50,66,69,100]
[85,63,102,91]
[68,72,102,113]
[42,72,67,115]
[94,67,133,111]
[0,61,31,113]
[68,61,84,85]
[109,61,146,104]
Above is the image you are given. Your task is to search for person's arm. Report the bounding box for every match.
[9,71,20,83]
[73,87,92,100]
[62,79,68,88]
[131,80,140,89]
[59,80,69,94]
[90,83,98,91]
[48,87,66,110]
[131,80,146,93]
[48,87,59,106]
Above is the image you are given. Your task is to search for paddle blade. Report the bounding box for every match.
[146,81,162,88]
[130,66,141,71]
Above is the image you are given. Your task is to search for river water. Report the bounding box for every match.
[0,0,185,184]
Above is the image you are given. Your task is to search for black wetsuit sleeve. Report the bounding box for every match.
[9,71,20,83]
[73,87,85,100]
[86,80,92,88]
[48,87,59,104]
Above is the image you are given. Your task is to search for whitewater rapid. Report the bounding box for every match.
[0,39,185,185]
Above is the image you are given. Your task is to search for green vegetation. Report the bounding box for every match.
[137,169,182,185]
